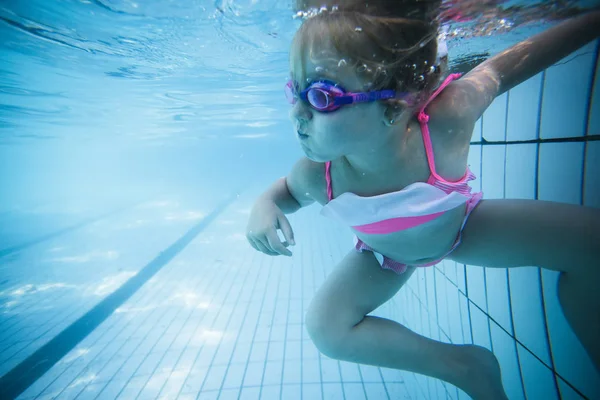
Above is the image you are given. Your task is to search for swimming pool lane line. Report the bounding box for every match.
[0,191,239,400]
[0,200,146,259]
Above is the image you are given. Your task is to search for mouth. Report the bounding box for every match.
[297,131,309,140]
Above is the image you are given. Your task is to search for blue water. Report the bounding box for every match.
[1,1,600,399]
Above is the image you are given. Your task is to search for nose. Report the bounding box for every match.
[289,101,312,124]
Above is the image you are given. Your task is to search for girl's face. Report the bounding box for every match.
[289,42,390,163]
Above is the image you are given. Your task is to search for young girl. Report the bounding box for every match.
[246,2,600,398]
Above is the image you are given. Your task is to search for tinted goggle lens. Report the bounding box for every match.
[285,80,337,111]
[306,88,331,110]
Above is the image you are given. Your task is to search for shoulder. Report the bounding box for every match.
[431,70,501,125]
[286,157,327,207]
[425,78,476,124]
[423,79,478,151]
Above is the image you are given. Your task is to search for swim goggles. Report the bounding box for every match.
[285,79,402,113]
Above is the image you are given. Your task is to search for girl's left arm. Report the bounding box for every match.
[453,10,600,124]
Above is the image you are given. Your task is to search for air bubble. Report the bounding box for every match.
[315,66,324,73]
[417,75,425,82]
[355,26,363,32]
[357,64,367,73]
[338,59,347,67]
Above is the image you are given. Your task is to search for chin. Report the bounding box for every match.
[305,153,331,163]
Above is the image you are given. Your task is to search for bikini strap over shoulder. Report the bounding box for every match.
[417,73,464,184]
[417,73,462,123]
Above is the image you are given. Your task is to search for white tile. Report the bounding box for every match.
[249,342,268,363]
[180,367,208,394]
[320,358,341,382]
[541,269,600,399]
[284,340,301,361]
[490,322,525,400]
[282,358,301,384]
[482,93,508,141]
[239,386,260,400]
[508,267,552,365]
[465,267,487,312]
[507,73,543,141]
[458,294,472,344]
[428,314,440,341]
[517,344,559,400]
[216,388,239,400]
[262,360,283,386]
[505,144,537,199]
[473,118,483,142]
[540,41,597,139]
[222,363,245,389]
[363,382,389,399]
[322,382,344,399]
[301,339,320,360]
[339,361,362,381]
[469,305,491,350]
[455,263,466,294]
[358,365,382,383]
[424,267,438,320]
[538,143,584,204]
[467,145,482,192]
[259,385,281,400]
[584,141,600,208]
[444,281,464,344]
[482,145,506,199]
[302,382,323,400]
[485,268,512,334]
[280,384,302,400]
[343,382,366,400]
[588,41,600,136]
[434,269,451,337]
[385,382,410,399]
[301,357,321,383]
[557,375,596,400]
[419,303,432,339]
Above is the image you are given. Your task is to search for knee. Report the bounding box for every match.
[304,300,351,359]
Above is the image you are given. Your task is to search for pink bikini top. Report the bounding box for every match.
[320,73,480,235]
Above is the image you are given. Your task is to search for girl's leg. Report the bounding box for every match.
[305,250,508,399]
[449,199,600,371]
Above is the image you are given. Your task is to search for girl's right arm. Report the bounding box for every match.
[454,10,600,124]
[246,158,316,256]
[258,157,316,213]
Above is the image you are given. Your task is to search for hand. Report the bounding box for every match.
[246,199,295,257]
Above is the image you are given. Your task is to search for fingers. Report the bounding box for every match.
[246,232,291,256]
[266,230,292,256]
[251,238,279,256]
[277,215,296,246]
[246,213,295,257]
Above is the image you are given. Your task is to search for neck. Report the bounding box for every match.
[341,120,414,181]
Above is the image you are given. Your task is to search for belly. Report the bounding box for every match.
[353,203,468,265]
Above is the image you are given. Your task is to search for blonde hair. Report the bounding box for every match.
[292,1,444,106]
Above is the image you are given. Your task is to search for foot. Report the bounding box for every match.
[450,344,509,400]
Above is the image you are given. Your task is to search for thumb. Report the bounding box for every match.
[277,214,295,246]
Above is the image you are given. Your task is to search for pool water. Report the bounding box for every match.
[1,1,599,399]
